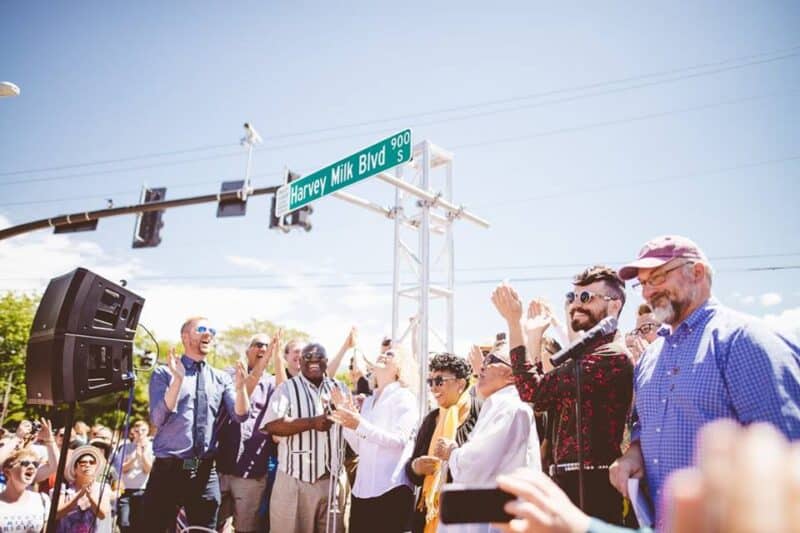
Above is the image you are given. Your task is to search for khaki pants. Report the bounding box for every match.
[269,470,345,533]
[218,472,268,532]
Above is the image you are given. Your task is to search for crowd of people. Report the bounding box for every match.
[1,234,799,533]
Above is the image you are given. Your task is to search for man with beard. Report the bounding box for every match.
[492,266,633,526]
[144,316,250,532]
[263,342,349,533]
[610,235,800,524]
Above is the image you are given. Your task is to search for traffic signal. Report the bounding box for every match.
[217,180,248,218]
[269,195,289,232]
[132,187,166,248]
[290,205,313,231]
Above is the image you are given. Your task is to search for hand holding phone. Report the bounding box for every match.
[439,483,515,524]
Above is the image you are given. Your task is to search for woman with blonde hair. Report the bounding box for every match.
[329,345,419,533]
[0,448,50,532]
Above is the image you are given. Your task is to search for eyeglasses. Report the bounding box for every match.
[195,325,217,337]
[77,459,97,466]
[633,323,658,336]
[16,460,40,469]
[632,262,693,290]
[426,376,458,387]
[251,342,268,349]
[383,351,396,358]
[484,354,511,367]
[566,290,617,305]
[302,351,326,361]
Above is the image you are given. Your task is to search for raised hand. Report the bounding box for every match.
[166,348,185,382]
[330,387,355,411]
[468,344,484,375]
[525,299,552,338]
[344,326,358,350]
[491,283,523,324]
[37,417,54,444]
[328,405,361,430]
[234,360,247,391]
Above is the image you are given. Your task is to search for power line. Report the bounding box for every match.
[0,88,794,199]
[1,44,797,182]
[0,254,797,283]
[474,153,800,210]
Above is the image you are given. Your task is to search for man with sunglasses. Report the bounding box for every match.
[492,266,633,526]
[216,331,283,533]
[263,342,349,533]
[610,235,800,525]
[144,316,251,532]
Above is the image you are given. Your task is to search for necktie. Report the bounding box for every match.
[193,360,208,458]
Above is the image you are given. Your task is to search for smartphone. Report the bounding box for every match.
[439,483,515,524]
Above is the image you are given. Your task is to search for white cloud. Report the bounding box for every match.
[763,306,800,343]
[741,295,755,304]
[760,292,782,307]
[0,219,149,293]
[224,255,275,274]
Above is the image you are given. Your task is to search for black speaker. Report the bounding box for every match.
[26,268,145,406]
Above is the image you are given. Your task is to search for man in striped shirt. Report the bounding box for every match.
[263,342,348,533]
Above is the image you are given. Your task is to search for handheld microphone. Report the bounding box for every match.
[549,316,618,367]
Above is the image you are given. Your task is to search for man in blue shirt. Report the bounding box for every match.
[143,316,250,532]
[609,235,800,523]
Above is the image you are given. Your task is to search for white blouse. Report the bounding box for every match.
[343,381,418,498]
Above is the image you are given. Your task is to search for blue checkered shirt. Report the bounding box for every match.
[631,298,800,516]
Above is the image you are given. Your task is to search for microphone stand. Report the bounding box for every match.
[46,402,75,533]
[574,356,585,511]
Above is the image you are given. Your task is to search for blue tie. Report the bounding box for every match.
[193,361,208,458]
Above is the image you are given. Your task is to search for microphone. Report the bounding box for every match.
[549,316,618,367]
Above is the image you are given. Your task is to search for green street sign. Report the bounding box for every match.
[275,129,412,217]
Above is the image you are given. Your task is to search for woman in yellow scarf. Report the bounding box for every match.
[404,353,482,533]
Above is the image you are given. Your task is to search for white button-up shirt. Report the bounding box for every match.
[444,384,541,533]
[343,381,418,498]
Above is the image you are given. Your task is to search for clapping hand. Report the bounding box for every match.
[525,299,552,339]
[491,283,523,325]
[166,348,185,382]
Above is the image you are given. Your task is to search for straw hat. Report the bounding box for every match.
[64,445,105,484]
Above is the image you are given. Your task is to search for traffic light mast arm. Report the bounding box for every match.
[0,186,279,241]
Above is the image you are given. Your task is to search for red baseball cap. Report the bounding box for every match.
[619,235,708,280]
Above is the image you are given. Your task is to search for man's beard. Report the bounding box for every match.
[570,307,604,332]
[650,285,697,325]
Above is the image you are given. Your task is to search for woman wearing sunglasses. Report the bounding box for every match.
[404,352,482,533]
[0,448,50,532]
[329,346,419,533]
[54,445,112,533]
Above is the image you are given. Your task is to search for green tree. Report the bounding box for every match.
[0,291,39,427]
[214,318,308,370]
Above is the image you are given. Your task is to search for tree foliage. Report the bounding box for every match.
[0,293,309,434]
[0,292,39,427]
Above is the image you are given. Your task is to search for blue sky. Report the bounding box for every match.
[1,1,798,356]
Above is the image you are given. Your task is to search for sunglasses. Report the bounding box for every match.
[633,323,658,336]
[302,351,326,361]
[426,376,458,387]
[251,342,269,349]
[565,290,616,305]
[484,354,511,367]
[195,325,217,337]
[77,459,97,466]
[17,459,41,469]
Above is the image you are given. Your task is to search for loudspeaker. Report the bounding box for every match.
[26,268,145,406]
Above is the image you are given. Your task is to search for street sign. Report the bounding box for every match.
[275,129,412,217]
